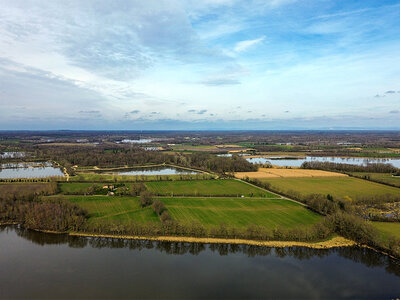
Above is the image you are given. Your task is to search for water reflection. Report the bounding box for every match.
[96,166,199,175]
[2,226,400,299]
[0,166,64,179]
[6,226,400,277]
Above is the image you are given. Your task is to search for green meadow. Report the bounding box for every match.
[261,176,400,199]
[160,197,321,228]
[49,195,160,225]
[145,179,276,197]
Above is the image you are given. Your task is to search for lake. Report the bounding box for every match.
[0,163,64,179]
[247,156,400,168]
[100,166,199,176]
[0,226,399,299]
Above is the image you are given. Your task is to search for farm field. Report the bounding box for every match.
[350,172,400,188]
[260,177,400,199]
[235,168,346,179]
[70,172,213,182]
[160,197,321,228]
[373,222,400,240]
[49,195,160,225]
[58,182,109,194]
[144,179,276,197]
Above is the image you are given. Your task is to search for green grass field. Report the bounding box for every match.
[373,222,400,240]
[161,197,321,228]
[58,182,106,194]
[70,172,214,182]
[262,176,400,200]
[51,195,160,225]
[145,179,276,197]
[350,172,400,188]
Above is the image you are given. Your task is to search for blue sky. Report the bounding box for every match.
[0,0,400,130]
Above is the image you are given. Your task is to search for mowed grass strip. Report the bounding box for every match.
[49,195,160,224]
[261,177,400,199]
[145,179,276,197]
[161,197,320,229]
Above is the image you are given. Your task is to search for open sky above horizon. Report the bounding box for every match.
[0,0,400,130]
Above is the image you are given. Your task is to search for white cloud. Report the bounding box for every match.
[234,36,265,53]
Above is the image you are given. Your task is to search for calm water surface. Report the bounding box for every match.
[105,166,199,176]
[0,164,64,179]
[120,139,154,144]
[247,156,400,168]
[0,226,399,299]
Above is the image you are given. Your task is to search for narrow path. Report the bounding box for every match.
[63,167,70,181]
[235,178,308,207]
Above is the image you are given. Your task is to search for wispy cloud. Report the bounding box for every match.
[234,36,265,53]
[1,0,400,129]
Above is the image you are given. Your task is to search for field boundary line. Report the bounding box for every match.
[235,178,308,207]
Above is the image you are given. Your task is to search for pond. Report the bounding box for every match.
[0,226,399,299]
[99,166,199,176]
[0,151,26,158]
[0,163,64,179]
[246,156,400,168]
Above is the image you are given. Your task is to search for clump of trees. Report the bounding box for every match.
[0,196,88,232]
[0,182,58,199]
[130,183,146,196]
[301,161,398,173]
[139,191,153,207]
[151,199,172,223]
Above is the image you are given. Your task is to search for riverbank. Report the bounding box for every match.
[69,232,356,249]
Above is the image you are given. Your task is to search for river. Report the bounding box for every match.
[0,226,399,299]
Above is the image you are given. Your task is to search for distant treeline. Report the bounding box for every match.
[33,146,257,174]
[0,182,58,199]
[301,161,398,173]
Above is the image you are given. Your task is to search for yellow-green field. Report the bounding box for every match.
[49,195,160,225]
[48,192,319,230]
[261,176,400,199]
[373,222,400,240]
[350,172,400,188]
[145,179,276,197]
[161,197,320,228]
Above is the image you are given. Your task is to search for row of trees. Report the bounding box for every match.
[301,161,398,173]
